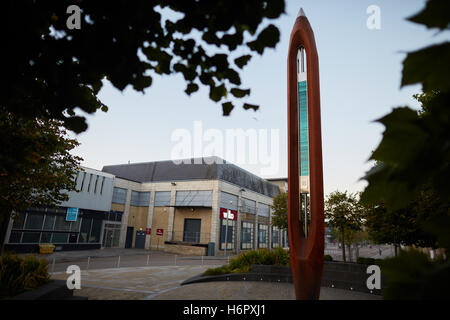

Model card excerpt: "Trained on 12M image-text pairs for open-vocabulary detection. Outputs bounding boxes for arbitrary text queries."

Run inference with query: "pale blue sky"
[70,0,448,195]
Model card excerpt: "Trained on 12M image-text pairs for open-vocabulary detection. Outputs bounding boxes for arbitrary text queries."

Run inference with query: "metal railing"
[168,230,210,244]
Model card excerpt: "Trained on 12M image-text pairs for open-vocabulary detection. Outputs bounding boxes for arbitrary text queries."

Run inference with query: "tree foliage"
[364,186,449,249]
[0,108,82,250]
[3,0,285,133]
[271,191,287,230]
[360,0,450,299]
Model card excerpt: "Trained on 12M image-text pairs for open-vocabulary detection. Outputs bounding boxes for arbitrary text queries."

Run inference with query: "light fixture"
[171,182,176,186]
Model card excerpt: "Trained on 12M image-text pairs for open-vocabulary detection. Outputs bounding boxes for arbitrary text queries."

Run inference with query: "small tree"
[0,109,82,252]
[271,192,287,230]
[325,191,363,262]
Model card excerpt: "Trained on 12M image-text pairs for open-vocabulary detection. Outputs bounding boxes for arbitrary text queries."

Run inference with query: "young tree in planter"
[0,109,82,252]
[271,192,288,230]
[325,191,363,262]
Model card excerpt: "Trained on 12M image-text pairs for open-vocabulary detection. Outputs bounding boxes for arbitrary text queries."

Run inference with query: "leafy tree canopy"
[0,107,82,249]
[361,0,450,211]
[3,0,285,133]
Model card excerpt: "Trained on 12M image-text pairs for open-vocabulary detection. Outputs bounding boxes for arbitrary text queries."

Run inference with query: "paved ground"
[21,249,233,273]
[51,265,381,300]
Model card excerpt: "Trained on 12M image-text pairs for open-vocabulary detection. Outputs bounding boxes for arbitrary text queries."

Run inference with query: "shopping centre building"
[4,157,289,255]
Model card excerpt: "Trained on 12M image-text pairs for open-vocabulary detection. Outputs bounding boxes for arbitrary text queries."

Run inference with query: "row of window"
[219,220,288,251]
[112,188,272,217]
[76,171,107,195]
[10,211,103,244]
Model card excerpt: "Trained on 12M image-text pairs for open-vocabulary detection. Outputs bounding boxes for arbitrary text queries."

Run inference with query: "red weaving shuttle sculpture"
[287,8,325,300]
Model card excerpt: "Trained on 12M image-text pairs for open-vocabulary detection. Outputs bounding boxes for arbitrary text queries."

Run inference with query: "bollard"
[174,255,177,266]
[201,255,204,266]
[117,256,121,268]
[147,254,150,266]
[86,257,90,271]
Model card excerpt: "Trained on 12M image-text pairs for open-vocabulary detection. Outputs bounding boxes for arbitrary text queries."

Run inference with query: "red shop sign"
[219,208,238,221]
[146,228,151,235]
[156,228,164,236]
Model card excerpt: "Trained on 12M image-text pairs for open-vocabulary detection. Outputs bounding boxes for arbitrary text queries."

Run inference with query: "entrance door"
[125,227,134,248]
[135,230,146,249]
[183,219,201,243]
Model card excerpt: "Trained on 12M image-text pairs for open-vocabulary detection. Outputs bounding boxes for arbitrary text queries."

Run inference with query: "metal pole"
[86,257,90,271]
[117,256,120,268]
[201,255,204,266]
[147,254,150,266]
[51,258,55,273]
[224,213,229,256]
[174,255,177,266]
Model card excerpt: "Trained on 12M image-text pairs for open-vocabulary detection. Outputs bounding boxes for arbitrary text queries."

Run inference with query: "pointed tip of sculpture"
[297,8,306,18]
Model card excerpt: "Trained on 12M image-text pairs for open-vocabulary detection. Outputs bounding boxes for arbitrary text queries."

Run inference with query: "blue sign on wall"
[66,207,79,221]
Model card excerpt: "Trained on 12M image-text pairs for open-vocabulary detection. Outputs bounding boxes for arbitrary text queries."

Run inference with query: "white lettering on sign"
[223,210,235,220]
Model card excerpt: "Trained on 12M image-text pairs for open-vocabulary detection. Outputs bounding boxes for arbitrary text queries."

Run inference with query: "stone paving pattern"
[51,265,381,300]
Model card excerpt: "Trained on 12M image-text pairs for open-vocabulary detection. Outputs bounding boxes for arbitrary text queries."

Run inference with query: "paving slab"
[51,265,381,300]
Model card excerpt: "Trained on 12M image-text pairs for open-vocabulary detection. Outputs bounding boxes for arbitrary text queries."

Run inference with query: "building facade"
[4,167,116,253]
[4,158,290,255]
[102,157,288,255]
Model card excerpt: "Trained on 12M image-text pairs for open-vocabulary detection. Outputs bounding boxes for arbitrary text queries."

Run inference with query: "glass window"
[40,232,52,243]
[54,215,71,231]
[241,221,254,250]
[24,213,44,230]
[43,214,56,230]
[79,218,92,243]
[9,231,22,243]
[70,218,81,232]
[220,219,235,250]
[21,232,41,243]
[258,224,268,248]
[272,226,280,248]
[89,219,102,243]
[52,233,69,243]
[12,212,26,229]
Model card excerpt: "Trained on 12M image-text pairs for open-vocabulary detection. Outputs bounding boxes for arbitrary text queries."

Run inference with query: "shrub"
[0,252,50,298]
[324,254,333,262]
[356,257,383,266]
[203,248,290,276]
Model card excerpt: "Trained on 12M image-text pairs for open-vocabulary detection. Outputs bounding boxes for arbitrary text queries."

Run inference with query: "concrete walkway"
[51,265,381,300]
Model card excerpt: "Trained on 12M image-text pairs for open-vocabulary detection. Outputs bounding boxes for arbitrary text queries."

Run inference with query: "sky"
[69,0,449,195]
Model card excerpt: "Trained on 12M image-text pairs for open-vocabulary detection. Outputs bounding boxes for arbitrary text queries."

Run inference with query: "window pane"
[43,214,55,230]
[40,232,52,243]
[9,231,22,243]
[52,233,69,243]
[54,215,71,231]
[21,232,41,243]
[12,213,26,229]
[79,218,92,243]
[24,213,44,230]
[89,219,102,243]
[70,218,81,232]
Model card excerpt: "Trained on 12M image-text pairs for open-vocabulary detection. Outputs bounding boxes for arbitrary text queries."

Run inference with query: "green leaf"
[234,55,252,69]
[243,103,259,111]
[209,84,227,102]
[247,24,280,54]
[407,0,450,30]
[230,88,250,98]
[222,102,234,116]
[401,42,450,92]
[185,83,199,95]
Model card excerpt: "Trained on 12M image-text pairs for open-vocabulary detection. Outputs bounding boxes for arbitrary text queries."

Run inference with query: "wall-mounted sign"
[156,228,164,236]
[146,228,151,235]
[220,208,238,221]
[66,207,79,222]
